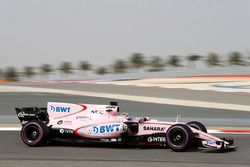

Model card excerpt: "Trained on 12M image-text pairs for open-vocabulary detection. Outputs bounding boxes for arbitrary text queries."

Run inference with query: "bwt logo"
[50,106,71,113]
[206,141,216,145]
[92,124,120,134]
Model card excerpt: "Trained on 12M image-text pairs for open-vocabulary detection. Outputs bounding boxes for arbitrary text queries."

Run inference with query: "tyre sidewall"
[166,124,193,151]
[21,121,48,146]
[187,121,207,133]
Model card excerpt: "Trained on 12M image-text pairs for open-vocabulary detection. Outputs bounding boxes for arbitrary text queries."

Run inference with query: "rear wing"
[15,107,49,124]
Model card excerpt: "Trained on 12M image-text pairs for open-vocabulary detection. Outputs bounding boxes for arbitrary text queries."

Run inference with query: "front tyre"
[187,121,207,133]
[166,124,194,152]
[21,121,49,146]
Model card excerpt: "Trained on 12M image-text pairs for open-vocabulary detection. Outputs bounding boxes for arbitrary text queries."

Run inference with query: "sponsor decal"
[203,140,218,148]
[147,136,166,143]
[76,116,90,120]
[110,138,117,142]
[56,120,72,125]
[50,106,70,113]
[143,126,166,131]
[57,120,63,125]
[91,124,120,134]
[17,112,35,117]
[63,121,72,125]
[205,141,216,145]
[57,120,72,125]
[59,129,74,134]
[100,139,110,142]
[91,110,104,114]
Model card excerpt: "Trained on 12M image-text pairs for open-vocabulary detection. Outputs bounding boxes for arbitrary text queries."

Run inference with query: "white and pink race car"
[16,102,235,152]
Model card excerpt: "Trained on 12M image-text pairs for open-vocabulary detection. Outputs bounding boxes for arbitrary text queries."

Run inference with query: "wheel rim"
[169,128,186,147]
[24,125,40,142]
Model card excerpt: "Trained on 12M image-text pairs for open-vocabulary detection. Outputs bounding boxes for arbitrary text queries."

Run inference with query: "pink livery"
[16,102,235,152]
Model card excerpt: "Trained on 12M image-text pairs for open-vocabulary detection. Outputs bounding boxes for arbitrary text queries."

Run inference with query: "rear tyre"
[187,121,207,133]
[21,121,49,146]
[166,124,194,152]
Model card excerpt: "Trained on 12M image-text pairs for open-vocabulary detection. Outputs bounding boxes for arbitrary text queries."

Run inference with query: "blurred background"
[0,1,250,166]
[0,0,250,81]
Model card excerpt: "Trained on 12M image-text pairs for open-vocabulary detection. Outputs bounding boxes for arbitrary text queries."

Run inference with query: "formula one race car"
[16,102,235,152]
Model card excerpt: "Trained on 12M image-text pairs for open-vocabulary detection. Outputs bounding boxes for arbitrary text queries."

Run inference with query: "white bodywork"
[46,102,233,150]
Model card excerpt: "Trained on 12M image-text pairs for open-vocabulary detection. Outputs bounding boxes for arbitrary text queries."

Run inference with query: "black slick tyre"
[187,121,207,133]
[21,121,49,146]
[166,124,194,152]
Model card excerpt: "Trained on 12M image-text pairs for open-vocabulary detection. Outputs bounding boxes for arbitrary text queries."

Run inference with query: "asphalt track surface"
[0,132,249,167]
